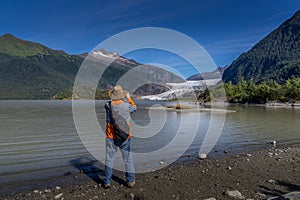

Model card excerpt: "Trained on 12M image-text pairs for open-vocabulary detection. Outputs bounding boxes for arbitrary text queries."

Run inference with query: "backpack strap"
[108,101,114,123]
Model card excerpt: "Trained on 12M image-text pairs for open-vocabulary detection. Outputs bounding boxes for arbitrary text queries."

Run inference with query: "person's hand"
[125,93,130,99]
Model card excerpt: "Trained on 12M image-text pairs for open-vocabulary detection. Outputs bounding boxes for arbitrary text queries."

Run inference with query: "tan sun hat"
[108,85,128,100]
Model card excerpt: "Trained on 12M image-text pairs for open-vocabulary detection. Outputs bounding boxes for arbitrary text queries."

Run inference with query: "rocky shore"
[1,145,300,200]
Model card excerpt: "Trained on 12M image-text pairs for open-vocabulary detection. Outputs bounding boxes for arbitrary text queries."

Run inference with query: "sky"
[1,0,300,78]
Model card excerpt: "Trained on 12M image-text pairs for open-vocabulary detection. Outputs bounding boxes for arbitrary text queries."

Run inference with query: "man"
[103,85,137,189]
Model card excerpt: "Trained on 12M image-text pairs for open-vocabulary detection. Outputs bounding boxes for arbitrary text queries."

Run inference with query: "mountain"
[0,33,52,57]
[187,66,226,81]
[223,10,300,84]
[86,49,184,97]
[0,33,83,99]
[0,34,183,99]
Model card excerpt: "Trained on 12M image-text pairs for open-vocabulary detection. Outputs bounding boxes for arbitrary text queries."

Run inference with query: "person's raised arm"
[126,93,137,112]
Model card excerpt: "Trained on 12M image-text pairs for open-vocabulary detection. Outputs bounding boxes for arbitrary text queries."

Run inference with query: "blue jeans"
[104,138,135,185]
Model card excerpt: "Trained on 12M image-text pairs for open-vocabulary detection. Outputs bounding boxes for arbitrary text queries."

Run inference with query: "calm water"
[0,100,300,187]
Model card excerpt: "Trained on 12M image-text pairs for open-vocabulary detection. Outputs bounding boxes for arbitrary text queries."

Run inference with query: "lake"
[0,100,299,188]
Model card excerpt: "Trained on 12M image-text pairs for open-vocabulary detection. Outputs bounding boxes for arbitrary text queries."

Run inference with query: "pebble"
[270,140,277,145]
[56,186,61,190]
[33,190,39,193]
[267,179,276,184]
[204,198,216,200]
[159,161,164,165]
[245,154,252,157]
[224,190,244,199]
[256,192,267,198]
[227,166,232,170]
[44,189,51,193]
[129,193,134,199]
[54,193,63,199]
[199,153,207,160]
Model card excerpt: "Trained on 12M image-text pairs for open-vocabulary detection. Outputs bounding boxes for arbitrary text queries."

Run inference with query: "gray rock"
[284,191,300,199]
[225,190,244,199]
[270,140,277,145]
[256,192,267,198]
[267,191,300,200]
[267,197,282,200]
[268,191,300,200]
[54,193,63,199]
[267,179,276,184]
[199,153,207,159]
[55,186,61,190]
[129,193,135,199]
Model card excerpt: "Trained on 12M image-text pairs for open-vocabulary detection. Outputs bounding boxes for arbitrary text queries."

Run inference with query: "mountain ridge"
[0,34,183,99]
[0,33,54,57]
[223,10,300,84]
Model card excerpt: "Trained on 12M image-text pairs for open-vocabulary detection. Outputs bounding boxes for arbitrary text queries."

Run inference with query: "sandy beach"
[1,144,300,200]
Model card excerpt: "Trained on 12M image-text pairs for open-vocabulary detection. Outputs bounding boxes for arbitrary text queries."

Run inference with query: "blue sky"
[1,0,300,78]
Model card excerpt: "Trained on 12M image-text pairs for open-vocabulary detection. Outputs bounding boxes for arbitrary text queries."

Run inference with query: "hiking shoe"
[104,184,111,189]
[127,181,135,188]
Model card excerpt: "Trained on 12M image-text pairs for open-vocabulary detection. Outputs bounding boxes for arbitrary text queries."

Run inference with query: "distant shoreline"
[1,98,300,108]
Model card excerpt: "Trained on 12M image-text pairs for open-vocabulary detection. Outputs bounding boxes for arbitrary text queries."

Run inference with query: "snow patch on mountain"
[92,48,119,58]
